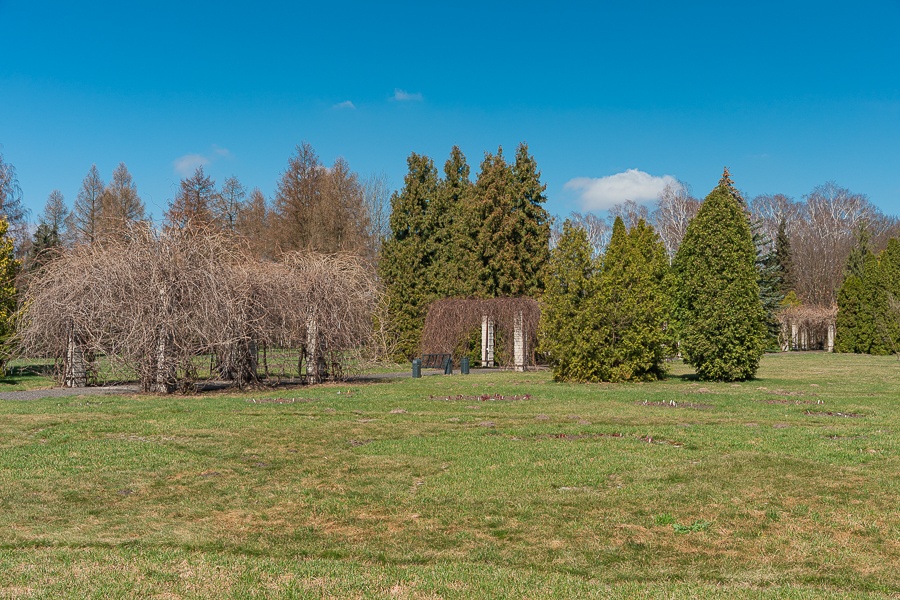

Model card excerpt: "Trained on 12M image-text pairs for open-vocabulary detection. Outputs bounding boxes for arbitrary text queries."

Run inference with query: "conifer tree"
[774,218,795,296]
[0,218,19,371]
[835,227,875,353]
[74,165,105,245]
[433,146,473,297]
[673,169,767,381]
[591,218,670,381]
[165,166,217,229]
[468,144,550,298]
[99,163,145,241]
[378,153,441,358]
[538,220,597,381]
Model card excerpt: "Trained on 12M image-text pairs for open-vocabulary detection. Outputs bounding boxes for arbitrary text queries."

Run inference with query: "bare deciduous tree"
[651,181,700,258]
[99,163,145,242]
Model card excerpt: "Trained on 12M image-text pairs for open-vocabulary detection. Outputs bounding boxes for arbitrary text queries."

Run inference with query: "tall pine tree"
[673,169,767,381]
[378,153,441,358]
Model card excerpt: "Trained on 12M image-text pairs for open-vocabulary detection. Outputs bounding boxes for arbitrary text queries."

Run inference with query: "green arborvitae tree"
[835,226,874,353]
[673,168,767,381]
[378,153,441,358]
[538,220,597,381]
[539,217,670,382]
[871,238,900,354]
[591,217,671,382]
[0,218,19,371]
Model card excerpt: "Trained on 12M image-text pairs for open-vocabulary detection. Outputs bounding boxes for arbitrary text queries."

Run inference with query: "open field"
[0,352,898,598]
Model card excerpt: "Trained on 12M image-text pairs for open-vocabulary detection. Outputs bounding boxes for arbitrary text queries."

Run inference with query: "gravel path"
[0,367,527,401]
[0,385,140,401]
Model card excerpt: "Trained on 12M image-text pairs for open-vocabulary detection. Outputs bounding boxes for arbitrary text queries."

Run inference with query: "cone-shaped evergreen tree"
[835,228,876,353]
[673,169,767,381]
[540,217,670,382]
[538,220,597,381]
[593,217,671,381]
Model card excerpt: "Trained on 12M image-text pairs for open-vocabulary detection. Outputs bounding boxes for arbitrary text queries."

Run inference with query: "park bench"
[422,353,452,373]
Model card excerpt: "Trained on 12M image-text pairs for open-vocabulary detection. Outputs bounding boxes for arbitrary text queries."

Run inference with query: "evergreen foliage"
[380,144,550,359]
[0,218,19,371]
[753,221,783,349]
[468,144,550,298]
[378,153,442,358]
[592,218,670,381]
[539,217,670,382]
[774,218,795,296]
[538,221,596,381]
[836,238,900,355]
[673,169,767,381]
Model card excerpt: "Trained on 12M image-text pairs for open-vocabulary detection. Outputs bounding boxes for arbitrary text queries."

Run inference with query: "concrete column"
[481,315,494,367]
[513,310,526,372]
[64,324,86,388]
[827,321,835,353]
[791,322,799,351]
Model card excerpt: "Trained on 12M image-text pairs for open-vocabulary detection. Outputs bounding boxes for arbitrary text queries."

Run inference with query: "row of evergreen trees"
[540,170,768,382]
[379,144,551,358]
[835,233,900,355]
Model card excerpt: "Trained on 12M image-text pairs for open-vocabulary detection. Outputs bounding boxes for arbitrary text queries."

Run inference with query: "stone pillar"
[64,325,86,388]
[481,315,494,367]
[791,322,799,351]
[827,321,835,353]
[513,310,526,372]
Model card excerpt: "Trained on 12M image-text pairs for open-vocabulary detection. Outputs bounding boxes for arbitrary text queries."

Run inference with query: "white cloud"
[212,144,233,158]
[173,154,210,177]
[565,169,677,211]
[332,100,356,110]
[392,88,423,102]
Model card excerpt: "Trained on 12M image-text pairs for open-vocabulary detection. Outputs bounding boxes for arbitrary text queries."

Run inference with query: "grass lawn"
[0,352,898,598]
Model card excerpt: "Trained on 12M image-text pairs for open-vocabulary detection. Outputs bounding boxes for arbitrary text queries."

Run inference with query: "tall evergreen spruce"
[433,146,472,297]
[469,144,550,298]
[378,153,440,358]
[673,169,767,381]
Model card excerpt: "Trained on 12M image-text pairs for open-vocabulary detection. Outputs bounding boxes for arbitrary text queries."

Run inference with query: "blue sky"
[2,0,899,223]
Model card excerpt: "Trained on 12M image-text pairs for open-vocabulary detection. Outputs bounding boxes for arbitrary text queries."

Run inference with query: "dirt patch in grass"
[804,410,865,418]
[636,400,713,410]
[429,394,532,402]
[760,398,824,405]
[245,397,317,404]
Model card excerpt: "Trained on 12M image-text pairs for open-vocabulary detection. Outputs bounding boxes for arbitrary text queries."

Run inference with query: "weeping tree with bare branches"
[17,223,379,392]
